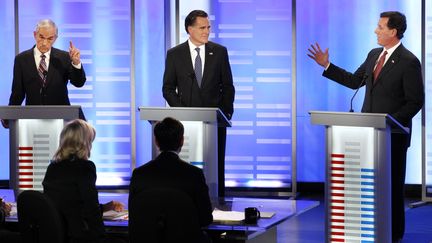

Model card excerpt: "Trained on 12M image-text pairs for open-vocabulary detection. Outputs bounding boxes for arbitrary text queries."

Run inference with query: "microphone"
[188,73,196,107]
[349,74,368,112]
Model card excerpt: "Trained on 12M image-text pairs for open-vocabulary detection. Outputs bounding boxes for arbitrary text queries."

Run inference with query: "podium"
[310,111,408,243]
[138,107,231,198]
[0,105,81,192]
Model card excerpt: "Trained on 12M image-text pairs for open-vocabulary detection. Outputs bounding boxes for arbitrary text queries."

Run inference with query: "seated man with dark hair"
[129,117,213,242]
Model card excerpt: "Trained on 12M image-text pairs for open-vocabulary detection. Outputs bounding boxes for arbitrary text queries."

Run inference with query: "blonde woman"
[43,119,123,243]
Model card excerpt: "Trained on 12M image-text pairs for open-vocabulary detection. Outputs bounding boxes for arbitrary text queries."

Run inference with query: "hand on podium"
[1,119,9,129]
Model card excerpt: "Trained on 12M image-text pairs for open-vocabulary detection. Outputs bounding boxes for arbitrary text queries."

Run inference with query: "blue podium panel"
[17,0,132,186]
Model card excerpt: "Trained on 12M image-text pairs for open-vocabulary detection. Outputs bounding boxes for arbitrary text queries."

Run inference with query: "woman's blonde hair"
[53,119,96,161]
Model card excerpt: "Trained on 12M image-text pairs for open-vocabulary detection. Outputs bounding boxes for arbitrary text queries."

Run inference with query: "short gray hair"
[35,19,58,36]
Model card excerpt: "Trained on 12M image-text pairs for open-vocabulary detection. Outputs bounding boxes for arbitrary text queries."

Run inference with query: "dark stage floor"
[278,194,432,243]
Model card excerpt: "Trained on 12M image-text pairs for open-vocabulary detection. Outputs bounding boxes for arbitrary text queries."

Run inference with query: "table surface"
[98,192,319,231]
[5,191,319,233]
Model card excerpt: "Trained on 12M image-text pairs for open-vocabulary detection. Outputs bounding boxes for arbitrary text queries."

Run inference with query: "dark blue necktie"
[194,47,202,87]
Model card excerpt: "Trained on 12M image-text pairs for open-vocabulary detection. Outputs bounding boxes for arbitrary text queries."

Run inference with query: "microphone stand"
[349,74,368,112]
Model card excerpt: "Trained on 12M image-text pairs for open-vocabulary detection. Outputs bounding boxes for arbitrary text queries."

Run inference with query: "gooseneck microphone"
[349,74,368,112]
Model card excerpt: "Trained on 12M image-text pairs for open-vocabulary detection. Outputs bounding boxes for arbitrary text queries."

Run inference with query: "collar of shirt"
[160,150,179,155]
[379,41,401,66]
[188,39,205,70]
[34,47,51,70]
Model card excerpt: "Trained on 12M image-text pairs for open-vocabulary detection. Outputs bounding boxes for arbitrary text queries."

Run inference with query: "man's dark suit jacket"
[162,41,235,119]
[43,159,105,242]
[8,47,86,107]
[323,44,424,132]
[129,151,213,227]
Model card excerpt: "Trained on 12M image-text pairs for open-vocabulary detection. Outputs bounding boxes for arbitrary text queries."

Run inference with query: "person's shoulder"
[369,47,382,55]
[51,47,69,57]
[397,44,419,61]
[132,160,155,174]
[168,41,188,53]
[177,158,204,174]
[15,48,33,59]
[206,41,227,50]
[77,159,96,169]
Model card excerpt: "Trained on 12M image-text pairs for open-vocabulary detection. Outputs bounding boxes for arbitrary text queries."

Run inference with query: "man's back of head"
[154,117,184,152]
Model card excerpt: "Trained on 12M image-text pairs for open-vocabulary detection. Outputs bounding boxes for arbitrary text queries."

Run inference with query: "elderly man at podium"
[308,11,424,242]
[1,18,86,128]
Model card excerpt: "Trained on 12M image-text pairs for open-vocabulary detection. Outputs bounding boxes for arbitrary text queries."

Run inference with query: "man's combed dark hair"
[154,117,184,151]
[184,10,208,34]
[380,11,406,39]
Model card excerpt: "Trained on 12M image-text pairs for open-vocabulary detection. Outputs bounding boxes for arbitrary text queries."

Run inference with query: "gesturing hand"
[307,42,330,68]
[69,41,81,65]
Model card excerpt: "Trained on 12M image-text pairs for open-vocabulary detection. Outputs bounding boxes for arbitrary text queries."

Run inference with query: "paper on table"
[260,211,275,218]
[102,210,128,221]
[212,208,244,222]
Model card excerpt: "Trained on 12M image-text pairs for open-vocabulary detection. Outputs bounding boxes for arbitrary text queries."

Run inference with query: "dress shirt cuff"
[324,62,331,71]
[72,62,82,69]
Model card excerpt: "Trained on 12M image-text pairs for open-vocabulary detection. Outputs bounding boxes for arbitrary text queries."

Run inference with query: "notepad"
[260,211,275,218]
[102,210,128,221]
[212,209,244,222]
[212,209,276,222]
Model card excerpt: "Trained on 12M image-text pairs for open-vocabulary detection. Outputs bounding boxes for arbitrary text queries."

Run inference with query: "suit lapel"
[28,47,41,84]
[183,41,195,78]
[45,48,59,87]
[202,42,214,88]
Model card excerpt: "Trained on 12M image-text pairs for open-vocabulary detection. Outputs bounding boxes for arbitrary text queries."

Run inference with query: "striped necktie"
[38,54,47,86]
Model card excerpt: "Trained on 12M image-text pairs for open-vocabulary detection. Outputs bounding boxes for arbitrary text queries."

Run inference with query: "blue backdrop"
[0,0,426,186]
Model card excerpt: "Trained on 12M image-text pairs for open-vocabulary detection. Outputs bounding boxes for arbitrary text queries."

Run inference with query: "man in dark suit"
[129,117,213,229]
[1,19,86,128]
[163,10,235,197]
[308,11,424,242]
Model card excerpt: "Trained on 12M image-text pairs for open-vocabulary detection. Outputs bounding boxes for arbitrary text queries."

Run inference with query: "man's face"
[374,17,397,47]
[34,26,57,53]
[188,16,210,46]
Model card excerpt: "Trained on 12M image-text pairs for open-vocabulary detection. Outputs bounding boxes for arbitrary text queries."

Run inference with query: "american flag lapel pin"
[391,60,394,63]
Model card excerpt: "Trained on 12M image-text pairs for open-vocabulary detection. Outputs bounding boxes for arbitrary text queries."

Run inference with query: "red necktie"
[373,51,387,81]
